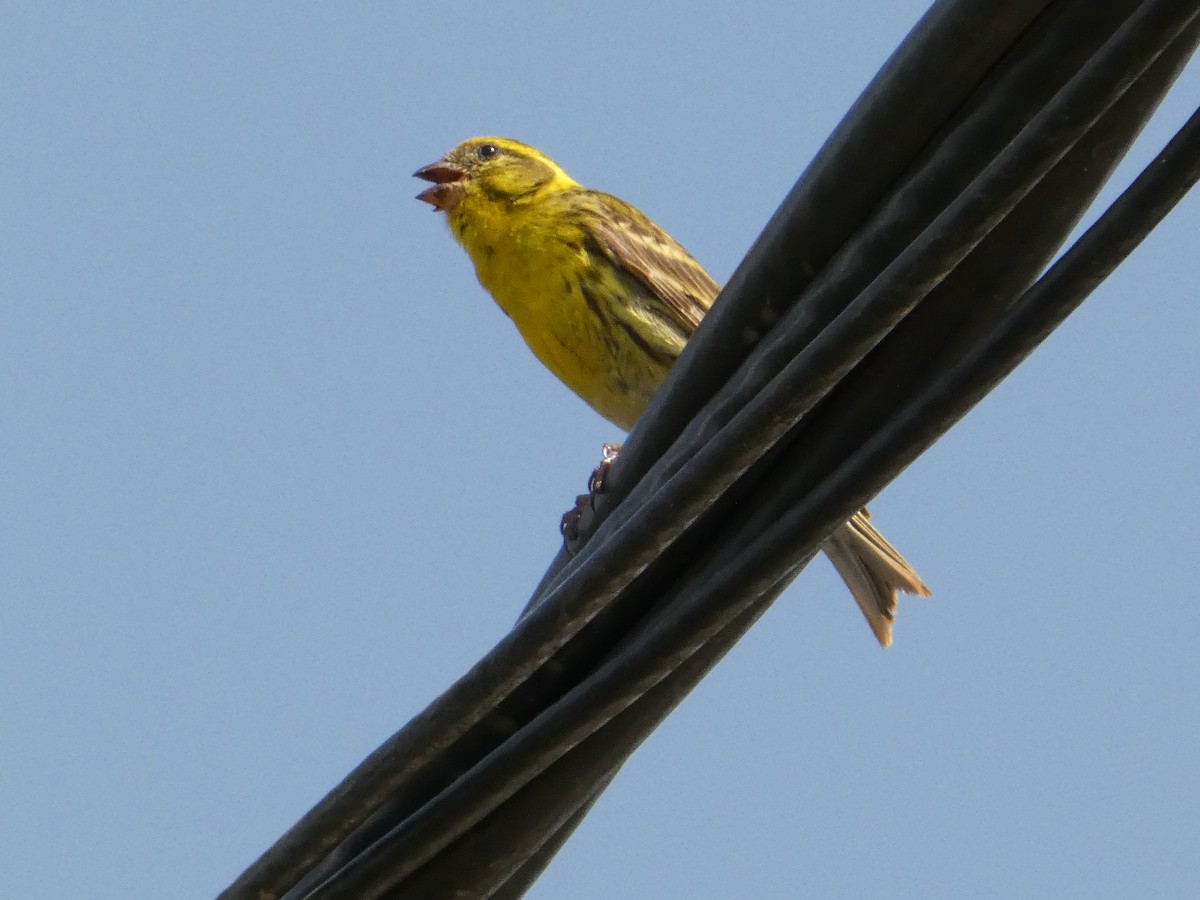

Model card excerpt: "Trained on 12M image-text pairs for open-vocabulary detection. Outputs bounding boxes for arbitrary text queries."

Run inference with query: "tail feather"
[821,509,930,648]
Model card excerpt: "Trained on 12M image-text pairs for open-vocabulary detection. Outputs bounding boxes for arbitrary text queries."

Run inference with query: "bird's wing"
[582,193,720,336]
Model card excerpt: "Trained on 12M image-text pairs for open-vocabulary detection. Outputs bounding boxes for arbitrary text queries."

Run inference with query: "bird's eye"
[477,143,500,160]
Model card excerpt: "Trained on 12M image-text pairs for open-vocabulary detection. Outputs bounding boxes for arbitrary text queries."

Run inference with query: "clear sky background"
[3,3,1198,899]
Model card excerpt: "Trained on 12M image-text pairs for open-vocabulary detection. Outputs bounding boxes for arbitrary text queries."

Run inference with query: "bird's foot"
[560,493,590,544]
[588,443,622,493]
[560,443,623,546]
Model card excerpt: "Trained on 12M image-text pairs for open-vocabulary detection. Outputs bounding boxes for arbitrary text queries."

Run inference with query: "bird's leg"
[560,443,623,545]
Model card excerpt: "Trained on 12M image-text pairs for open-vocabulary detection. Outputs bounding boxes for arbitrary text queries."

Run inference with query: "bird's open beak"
[414,160,466,211]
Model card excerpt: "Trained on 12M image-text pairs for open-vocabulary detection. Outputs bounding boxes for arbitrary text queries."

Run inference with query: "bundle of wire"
[222,2,1200,898]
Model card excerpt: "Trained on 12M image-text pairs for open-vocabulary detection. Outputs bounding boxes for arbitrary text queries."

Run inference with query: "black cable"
[217,3,1199,897]
[292,5,1200,897]
[222,5,1059,891]
[737,16,1200,580]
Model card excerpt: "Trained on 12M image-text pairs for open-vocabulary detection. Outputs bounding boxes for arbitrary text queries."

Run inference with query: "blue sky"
[2,3,1197,898]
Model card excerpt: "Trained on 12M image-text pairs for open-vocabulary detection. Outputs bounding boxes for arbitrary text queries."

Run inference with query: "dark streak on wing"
[583,282,686,367]
[615,314,679,367]
[578,191,720,338]
[577,277,607,322]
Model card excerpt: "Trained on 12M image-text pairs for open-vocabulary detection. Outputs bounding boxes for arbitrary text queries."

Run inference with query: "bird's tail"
[821,509,931,648]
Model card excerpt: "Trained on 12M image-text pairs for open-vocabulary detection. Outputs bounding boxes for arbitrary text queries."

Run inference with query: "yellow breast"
[447,195,671,430]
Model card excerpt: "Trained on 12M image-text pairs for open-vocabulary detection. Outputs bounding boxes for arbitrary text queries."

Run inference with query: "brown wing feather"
[581,192,720,337]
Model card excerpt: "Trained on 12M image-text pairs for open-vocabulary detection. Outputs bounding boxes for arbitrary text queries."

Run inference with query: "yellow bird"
[415,137,929,646]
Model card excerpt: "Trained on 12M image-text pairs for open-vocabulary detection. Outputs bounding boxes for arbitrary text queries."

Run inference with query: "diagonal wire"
[218,2,1199,898]
[289,4,1200,897]
[220,4,1059,893]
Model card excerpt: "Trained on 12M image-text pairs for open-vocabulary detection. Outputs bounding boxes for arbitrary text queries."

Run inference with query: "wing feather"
[580,192,720,337]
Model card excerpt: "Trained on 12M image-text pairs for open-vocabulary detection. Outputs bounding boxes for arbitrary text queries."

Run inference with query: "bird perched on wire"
[415,136,929,646]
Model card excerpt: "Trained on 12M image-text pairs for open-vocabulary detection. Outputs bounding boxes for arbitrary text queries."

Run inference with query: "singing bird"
[415,137,929,646]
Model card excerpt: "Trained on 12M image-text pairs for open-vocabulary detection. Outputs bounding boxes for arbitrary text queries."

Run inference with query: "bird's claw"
[587,443,623,494]
[562,443,624,549]
[560,493,591,545]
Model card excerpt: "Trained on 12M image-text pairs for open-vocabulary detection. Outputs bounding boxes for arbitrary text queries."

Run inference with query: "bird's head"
[414,137,576,212]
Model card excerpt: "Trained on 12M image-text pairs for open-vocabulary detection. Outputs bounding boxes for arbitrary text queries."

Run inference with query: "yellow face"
[413,137,572,212]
